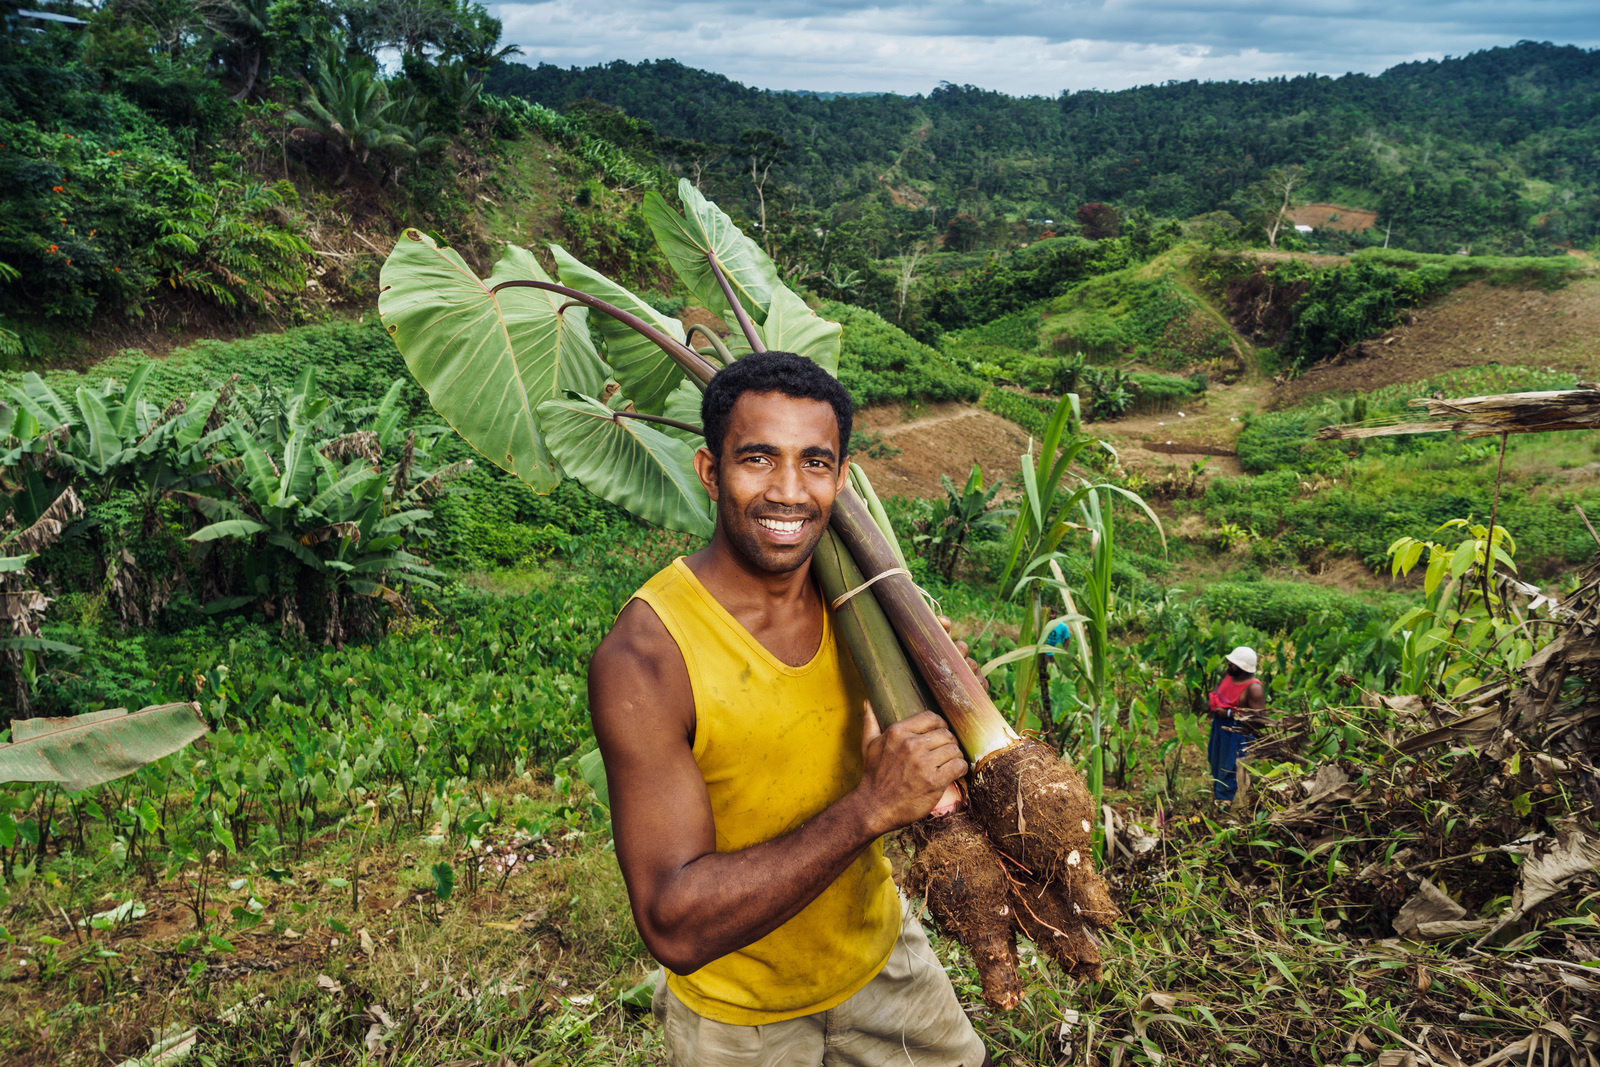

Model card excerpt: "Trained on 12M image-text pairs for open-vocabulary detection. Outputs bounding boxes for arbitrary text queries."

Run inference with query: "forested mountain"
[489,42,1600,256]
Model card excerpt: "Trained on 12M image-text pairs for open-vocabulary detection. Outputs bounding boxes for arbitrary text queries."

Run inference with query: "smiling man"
[588,351,992,1065]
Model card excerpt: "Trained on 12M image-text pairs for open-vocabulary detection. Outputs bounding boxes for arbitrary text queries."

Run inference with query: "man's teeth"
[758,518,804,533]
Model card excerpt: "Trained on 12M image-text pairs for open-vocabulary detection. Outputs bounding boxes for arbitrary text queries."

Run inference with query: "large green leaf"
[550,245,688,415]
[643,179,781,326]
[378,231,607,491]
[537,395,713,538]
[723,286,842,373]
[189,519,270,543]
[0,703,208,790]
[658,380,706,448]
[273,429,316,508]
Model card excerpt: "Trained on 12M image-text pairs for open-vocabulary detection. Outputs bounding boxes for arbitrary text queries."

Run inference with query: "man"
[588,351,992,1066]
[1207,645,1267,802]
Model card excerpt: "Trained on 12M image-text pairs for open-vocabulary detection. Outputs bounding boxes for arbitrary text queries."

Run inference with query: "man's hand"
[857,706,968,838]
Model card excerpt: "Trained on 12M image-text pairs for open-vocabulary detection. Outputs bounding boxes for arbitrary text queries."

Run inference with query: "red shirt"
[1209,674,1254,716]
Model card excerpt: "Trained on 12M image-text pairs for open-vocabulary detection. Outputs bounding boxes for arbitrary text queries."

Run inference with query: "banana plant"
[912,464,1011,582]
[182,370,452,643]
[0,703,208,789]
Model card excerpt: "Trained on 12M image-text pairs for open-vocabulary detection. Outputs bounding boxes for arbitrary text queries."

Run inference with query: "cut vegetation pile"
[1074,556,1600,1065]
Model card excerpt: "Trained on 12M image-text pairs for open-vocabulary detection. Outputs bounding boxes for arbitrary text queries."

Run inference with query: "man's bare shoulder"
[589,599,693,736]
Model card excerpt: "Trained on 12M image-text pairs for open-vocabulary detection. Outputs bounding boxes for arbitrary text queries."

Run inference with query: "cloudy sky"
[487,0,1599,96]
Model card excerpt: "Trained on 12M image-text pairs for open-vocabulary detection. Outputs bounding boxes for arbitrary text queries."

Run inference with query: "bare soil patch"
[853,402,1031,498]
[1288,203,1378,233]
[1274,276,1600,407]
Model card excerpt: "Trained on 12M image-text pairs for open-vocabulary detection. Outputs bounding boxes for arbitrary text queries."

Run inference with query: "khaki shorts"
[651,897,988,1066]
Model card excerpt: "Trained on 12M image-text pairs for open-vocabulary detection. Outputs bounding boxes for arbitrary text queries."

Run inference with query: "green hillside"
[490,43,1600,257]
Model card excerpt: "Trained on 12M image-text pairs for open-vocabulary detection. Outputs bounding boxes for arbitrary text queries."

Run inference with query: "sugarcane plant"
[378,179,1120,1006]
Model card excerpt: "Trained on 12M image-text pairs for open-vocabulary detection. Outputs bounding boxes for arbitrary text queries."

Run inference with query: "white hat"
[1225,646,1258,674]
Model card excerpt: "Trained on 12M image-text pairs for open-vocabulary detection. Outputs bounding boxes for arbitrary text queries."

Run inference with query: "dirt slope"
[852,402,1032,498]
[1274,276,1600,406]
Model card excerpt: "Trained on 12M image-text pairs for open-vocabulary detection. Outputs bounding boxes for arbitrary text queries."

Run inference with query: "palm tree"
[287,55,411,185]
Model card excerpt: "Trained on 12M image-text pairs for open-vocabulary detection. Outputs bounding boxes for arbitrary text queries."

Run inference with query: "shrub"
[1199,580,1379,633]
[824,300,982,408]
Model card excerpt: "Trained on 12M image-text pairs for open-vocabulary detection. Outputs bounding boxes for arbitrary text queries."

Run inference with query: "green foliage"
[1237,365,1581,475]
[824,300,981,408]
[979,388,1056,437]
[1198,580,1381,634]
[483,95,664,190]
[490,43,1600,255]
[1285,259,1452,366]
[926,238,1134,333]
[909,465,1009,582]
[1043,265,1235,369]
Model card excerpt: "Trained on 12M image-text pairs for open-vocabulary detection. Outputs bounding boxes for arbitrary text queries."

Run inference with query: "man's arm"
[589,599,966,975]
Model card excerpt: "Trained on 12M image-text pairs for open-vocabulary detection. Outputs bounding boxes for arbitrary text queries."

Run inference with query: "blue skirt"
[1207,717,1251,801]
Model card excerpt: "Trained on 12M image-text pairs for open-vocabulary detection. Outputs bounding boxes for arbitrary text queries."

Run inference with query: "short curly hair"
[700,351,853,463]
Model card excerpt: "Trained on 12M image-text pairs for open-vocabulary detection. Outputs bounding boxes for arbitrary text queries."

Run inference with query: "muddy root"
[1008,874,1109,982]
[905,810,1023,1011]
[968,740,1119,934]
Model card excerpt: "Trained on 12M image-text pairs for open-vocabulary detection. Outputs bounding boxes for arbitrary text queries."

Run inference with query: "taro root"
[828,491,1117,1002]
[969,740,1117,935]
[905,812,1023,1010]
[1006,873,1114,981]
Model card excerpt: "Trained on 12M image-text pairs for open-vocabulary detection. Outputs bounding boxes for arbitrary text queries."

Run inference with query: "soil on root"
[967,741,1119,931]
[1008,874,1106,981]
[905,811,1022,1010]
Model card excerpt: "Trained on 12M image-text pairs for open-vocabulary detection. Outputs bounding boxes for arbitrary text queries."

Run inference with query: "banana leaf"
[0,703,208,791]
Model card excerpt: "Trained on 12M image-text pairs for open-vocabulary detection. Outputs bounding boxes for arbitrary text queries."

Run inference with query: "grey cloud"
[487,0,1599,94]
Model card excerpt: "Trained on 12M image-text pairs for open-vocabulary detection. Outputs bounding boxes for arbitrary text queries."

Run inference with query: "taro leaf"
[0,702,208,790]
[643,179,780,326]
[536,395,713,538]
[550,245,687,415]
[723,286,841,374]
[378,231,607,491]
[658,380,706,448]
[577,747,610,808]
[431,861,454,902]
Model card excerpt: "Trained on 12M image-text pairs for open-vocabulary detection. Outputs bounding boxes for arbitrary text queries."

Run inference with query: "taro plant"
[379,178,1124,1005]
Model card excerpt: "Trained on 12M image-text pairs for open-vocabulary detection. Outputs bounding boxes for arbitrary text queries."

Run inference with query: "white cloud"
[487,0,1599,95]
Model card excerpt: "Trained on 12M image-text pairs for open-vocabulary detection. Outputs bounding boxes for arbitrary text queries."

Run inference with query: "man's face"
[695,391,848,575]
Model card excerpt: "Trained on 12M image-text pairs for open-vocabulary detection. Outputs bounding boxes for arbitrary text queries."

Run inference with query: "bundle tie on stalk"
[829,567,912,610]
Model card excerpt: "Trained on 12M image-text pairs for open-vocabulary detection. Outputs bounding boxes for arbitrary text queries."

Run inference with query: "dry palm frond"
[1,486,84,556]
[320,431,382,464]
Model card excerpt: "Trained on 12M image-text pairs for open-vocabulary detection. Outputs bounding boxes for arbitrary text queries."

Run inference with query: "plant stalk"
[829,488,1018,760]
[706,251,766,354]
[812,529,932,731]
[488,279,719,384]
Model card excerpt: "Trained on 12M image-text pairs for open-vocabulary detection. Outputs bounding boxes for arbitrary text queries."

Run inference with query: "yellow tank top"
[630,557,900,1025]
